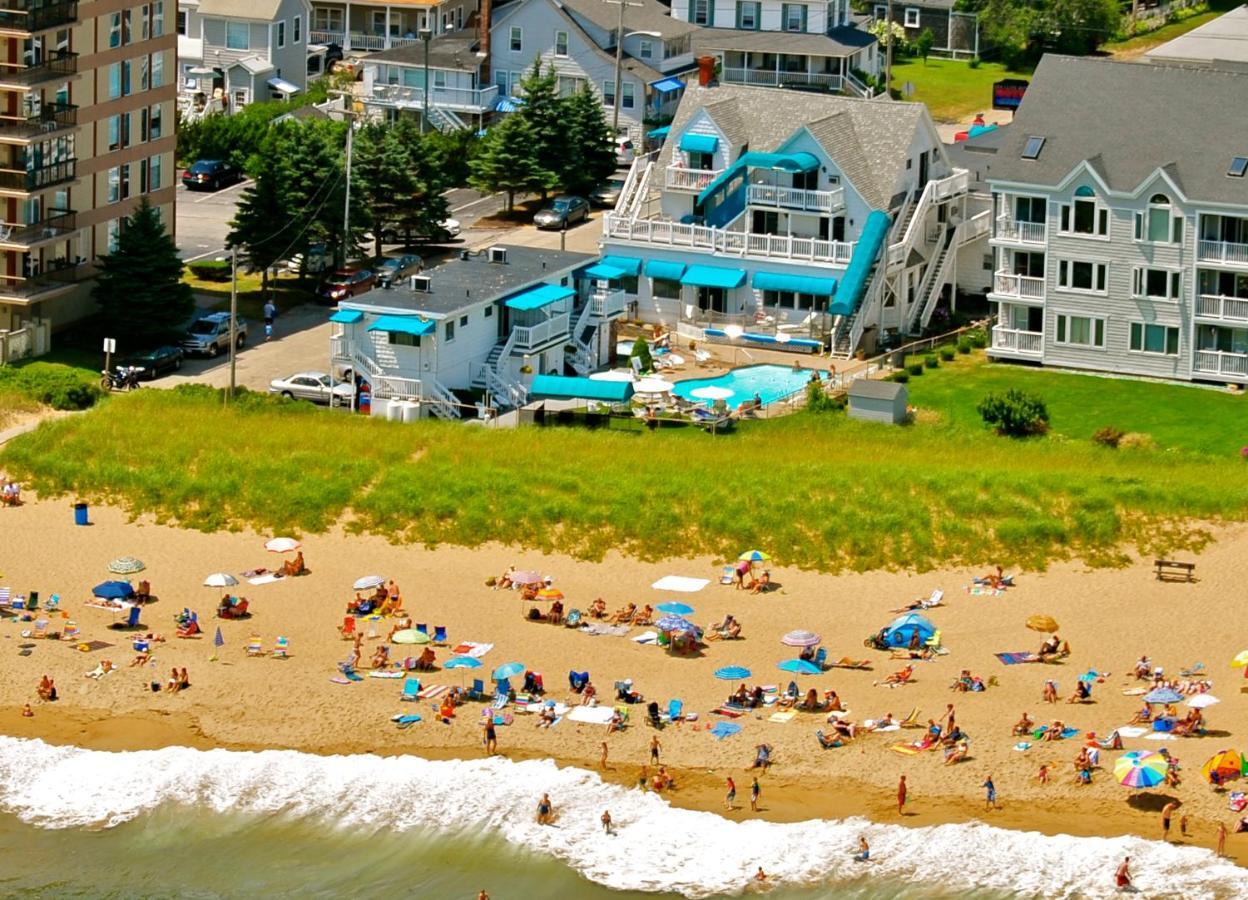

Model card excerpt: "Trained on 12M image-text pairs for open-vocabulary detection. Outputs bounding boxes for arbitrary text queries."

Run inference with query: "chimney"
[697,56,716,87]
[478,0,492,86]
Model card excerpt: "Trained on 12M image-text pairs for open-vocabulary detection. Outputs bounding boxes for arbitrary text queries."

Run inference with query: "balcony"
[0,0,77,33]
[367,82,500,113]
[991,270,1045,301]
[665,165,721,193]
[511,312,570,350]
[994,215,1047,245]
[1193,349,1248,379]
[990,325,1043,356]
[1197,239,1248,267]
[747,183,844,214]
[0,209,75,247]
[0,259,81,300]
[313,30,431,53]
[604,212,853,266]
[721,67,843,92]
[0,50,76,88]
[0,159,76,192]
[589,288,626,319]
[1195,293,1248,323]
[0,102,76,140]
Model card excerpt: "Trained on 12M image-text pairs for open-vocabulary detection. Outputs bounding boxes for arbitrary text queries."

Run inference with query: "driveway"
[176,179,250,261]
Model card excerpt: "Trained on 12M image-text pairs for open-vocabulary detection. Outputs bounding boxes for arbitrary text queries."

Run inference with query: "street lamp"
[419,28,433,134]
[612,20,661,135]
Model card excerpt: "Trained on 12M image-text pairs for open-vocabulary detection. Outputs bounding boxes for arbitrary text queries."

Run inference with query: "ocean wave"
[0,736,1239,898]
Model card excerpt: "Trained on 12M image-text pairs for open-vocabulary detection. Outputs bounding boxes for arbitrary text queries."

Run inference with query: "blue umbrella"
[656,614,696,632]
[1078,670,1099,683]
[445,656,482,670]
[92,581,134,600]
[715,665,752,680]
[493,661,525,680]
[656,602,695,616]
[213,627,224,648]
[777,658,821,675]
[1144,687,1184,704]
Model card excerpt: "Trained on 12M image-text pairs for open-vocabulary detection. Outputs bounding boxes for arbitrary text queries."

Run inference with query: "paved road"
[175,180,250,261]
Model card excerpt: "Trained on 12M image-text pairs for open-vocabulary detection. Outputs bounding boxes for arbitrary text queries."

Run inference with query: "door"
[832,216,845,242]
[698,287,726,313]
[918,150,929,189]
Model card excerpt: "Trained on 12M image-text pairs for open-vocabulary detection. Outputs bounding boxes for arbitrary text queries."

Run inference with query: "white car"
[614,136,636,165]
[269,371,355,404]
[439,217,461,238]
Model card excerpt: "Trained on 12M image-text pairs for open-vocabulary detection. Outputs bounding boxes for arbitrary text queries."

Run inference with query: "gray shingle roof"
[1145,5,1248,65]
[694,25,875,56]
[364,30,483,71]
[558,0,700,40]
[988,55,1248,205]
[849,379,906,400]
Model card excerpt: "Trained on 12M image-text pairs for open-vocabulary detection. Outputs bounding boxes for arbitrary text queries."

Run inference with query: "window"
[108,12,122,47]
[459,315,468,327]
[276,21,285,48]
[1129,322,1179,355]
[176,8,186,34]
[781,3,807,31]
[153,0,164,36]
[691,0,712,26]
[602,79,615,106]
[509,26,522,51]
[226,21,250,50]
[107,164,132,203]
[554,30,568,56]
[1132,268,1182,301]
[557,75,585,97]
[140,5,149,39]
[149,153,161,190]
[874,4,886,18]
[763,290,818,310]
[444,320,455,342]
[1055,314,1106,348]
[108,114,122,151]
[1057,259,1108,293]
[1229,157,1247,178]
[149,103,162,138]
[313,8,342,30]
[1022,136,1045,160]
[140,55,149,91]
[1059,195,1109,237]
[736,1,760,28]
[1133,194,1183,244]
[621,81,634,109]
[139,158,149,194]
[107,218,121,253]
[293,15,300,42]
[152,52,163,88]
[903,6,919,27]
[638,38,653,58]
[652,277,681,300]
[484,305,494,318]
[389,332,420,347]
[107,61,131,99]
[122,8,132,42]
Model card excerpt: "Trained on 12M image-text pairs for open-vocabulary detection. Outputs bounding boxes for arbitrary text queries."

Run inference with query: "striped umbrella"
[535,588,564,602]
[655,614,696,633]
[738,550,771,563]
[1201,750,1245,785]
[107,556,146,575]
[715,666,751,680]
[780,630,821,648]
[1114,751,1168,789]
[1144,687,1184,704]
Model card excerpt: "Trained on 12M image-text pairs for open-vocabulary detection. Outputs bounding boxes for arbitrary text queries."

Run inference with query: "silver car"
[268,371,355,404]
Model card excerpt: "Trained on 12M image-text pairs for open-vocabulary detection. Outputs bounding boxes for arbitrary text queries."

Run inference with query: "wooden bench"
[1154,559,1196,582]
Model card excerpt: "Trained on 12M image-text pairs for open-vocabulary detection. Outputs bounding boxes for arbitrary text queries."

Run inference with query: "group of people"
[1,479,21,506]
[346,580,402,617]
[705,614,742,641]
[731,560,771,593]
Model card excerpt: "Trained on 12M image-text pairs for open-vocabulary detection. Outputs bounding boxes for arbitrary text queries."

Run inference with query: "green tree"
[629,336,653,374]
[280,119,366,268]
[973,0,1117,65]
[93,198,194,347]
[227,130,295,291]
[469,114,555,211]
[916,27,935,64]
[353,120,449,255]
[559,87,618,195]
[977,389,1049,437]
[516,61,564,198]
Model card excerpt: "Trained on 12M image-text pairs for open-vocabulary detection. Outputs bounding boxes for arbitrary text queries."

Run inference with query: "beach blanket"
[1144,732,1177,741]
[452,642,494,658]
[392,714,421,728]
[247,573,284,586]
[368,670,404,679]
[581,623,630,637]
[713,706,745,718]
[1229,792,1246,813]
[1116,726,1148,738]
[1033,726,1080,740]
[330,676,353,684]
[651,576,710,593]
[890,742,929,755]
[631,631,659,644]
[768,710,797,724]
[567,706,616,725]
[1121,688,1147,696]
[710,722,742,740]
[419,685,449,699]
[79,640,113,652]
[967,585,1003,597]
[995,652,1039,665]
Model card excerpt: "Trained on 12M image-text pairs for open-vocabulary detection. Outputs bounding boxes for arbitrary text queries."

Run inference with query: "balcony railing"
[604,213,853,266]
[0,208,74,246]
[721,66,843,92]
[0,159,75,191]
[590,288,626,318]
[368,82,500,112]
[1194,349,1248,378]
[991,325,1043,355]
[0,50,76,86]
[1197,239,1248,267]
[0,102,76,139]
[665,165,721,193]
[992,270,1045,300]
[747,183,844,214]
[512,312,570,350]
[0,259,81,298]
[995,215,1047,245]
[0,0,77,32]
[1195,293,1248,323]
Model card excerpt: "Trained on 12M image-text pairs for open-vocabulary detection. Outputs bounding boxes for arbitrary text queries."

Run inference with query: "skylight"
[1230,157,1248,178]
[1022,136,1046,160]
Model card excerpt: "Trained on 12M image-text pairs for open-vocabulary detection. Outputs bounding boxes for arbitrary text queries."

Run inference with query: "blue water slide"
[829,210,890,317]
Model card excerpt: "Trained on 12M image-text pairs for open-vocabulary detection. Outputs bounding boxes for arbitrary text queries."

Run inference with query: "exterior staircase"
[471,332,528,408]
[427,106,466,132]
[908,228,957,333]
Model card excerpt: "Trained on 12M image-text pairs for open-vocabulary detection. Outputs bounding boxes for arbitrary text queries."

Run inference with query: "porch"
[1194,324,1248,380]
[717,51,870,96]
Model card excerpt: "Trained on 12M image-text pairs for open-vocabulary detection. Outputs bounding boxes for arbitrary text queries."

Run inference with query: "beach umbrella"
[690,386,733,401]
[588,370,635,382]
[535,588,564,602]
[738,550,771,563]
[656,601,695,615]
[780,630,821,648]
[265,537,300,553]
[1144,687,1184,705]
[634,378,674,395]
[202,573,238,589]
[1114,751,1169,789]
[1078,670,1100,683]
[1187,694,1220,709]
[444,656,482,670]
[392,629,430,645]
[92,580,135,599]
[1232,650,1248,668]
[107,557,145,575]
[1026,614,1059,633]
[655,614,696,633]
[493,661,525,680]
[511,570,543,586]
[1201,750,1245,784]
[715,665,751,680]
[352,575,385,591]
[777,658,821,675]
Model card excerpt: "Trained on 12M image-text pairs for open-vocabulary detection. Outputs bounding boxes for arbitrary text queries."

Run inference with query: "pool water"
[672,364,824,407]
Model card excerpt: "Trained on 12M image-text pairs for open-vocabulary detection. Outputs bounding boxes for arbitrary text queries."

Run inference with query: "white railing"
[888,180,935,267]
[843,69,872,98]
[961,209,992,244]
[590,288,627,318]
[1196,294,1248,322]
[478,363,527,408]
[932,170,970,202]
[909,238,954,332]
[310,29,344,45]
[426,378,461,419]
[747,183,844,213]
[372,373,423,401]
[368,83,500,112]
[0,325,35,364]
[665,165,722,192]
[512,312,570,350]
[1193,349,1248,377]
[995,216,1047,244]
[992,270,1045,300]
[605,213,853,265]
[991,326,1043,355]
[1198,240,1248,266]
[721,67,844,92]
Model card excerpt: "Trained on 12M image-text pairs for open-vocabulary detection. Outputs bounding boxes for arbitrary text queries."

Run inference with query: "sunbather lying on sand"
[1128,702,1153,725]
[883,666,914,685]
[632,604,653,626]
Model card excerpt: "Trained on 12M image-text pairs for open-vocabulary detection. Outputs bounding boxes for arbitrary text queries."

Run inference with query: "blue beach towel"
[710,722,742,740]
[392,714,422,729]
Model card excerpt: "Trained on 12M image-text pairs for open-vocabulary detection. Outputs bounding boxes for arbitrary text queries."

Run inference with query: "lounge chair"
[812,647,828,670]
[0,588,9,608]
[646,701,662,727]
[432,625,447,644]
[925,629,943,651]
[467,678,487,701]
[492,689,510,709]
[110,606,143,630]
[719,566,735,585]
[246,635,264,657]
[272,636,290,659]
[668,698,683,721]
[400,677,421,701]
[564,609,583,628]
[176,619,201,638]
[899,707,922,728]
[45,594,60,612]
[613,705,630,727]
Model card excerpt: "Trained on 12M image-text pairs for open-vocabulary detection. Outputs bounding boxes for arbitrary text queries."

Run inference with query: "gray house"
[847,379,908,423]
[872,0,980,59]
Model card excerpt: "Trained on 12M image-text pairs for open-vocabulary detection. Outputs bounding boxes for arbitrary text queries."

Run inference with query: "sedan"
[317,268,375,302]
[534,196,590,230]
[376,253,422,287]
[269,371,355,404]
[182,159,241,192]
[589,178,626,207]
[123,345,184,379]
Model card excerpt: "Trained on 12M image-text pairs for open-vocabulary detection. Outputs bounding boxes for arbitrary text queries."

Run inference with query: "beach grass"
[4,373,1247,571]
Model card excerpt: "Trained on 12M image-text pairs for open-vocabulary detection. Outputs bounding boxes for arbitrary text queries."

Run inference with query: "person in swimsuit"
[897,774,907,814]
[483,719,497,755]
[982,775,998,810]
[1161,801,1179,840]
[1115,857,1132,891]
[750,777,760,812]
[853,836,870,861]
[536,793,553,825]
[725,776,736,810]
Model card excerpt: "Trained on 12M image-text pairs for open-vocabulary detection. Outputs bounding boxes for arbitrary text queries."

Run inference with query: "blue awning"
[696,150,821,206]
[584,263,627,280]
[752,272,837,297]
[531,374,634,403]
[647,125,671,139]
[504,283,575,311]
[681,265,746,289]
[494,95,524,113]
[645,259,686,280]
[650,76,684,93]
[679,132,718,154]
[830,209,890,317]
[600,255,642,276]
[329,309,363,324]
[367,315,435,336]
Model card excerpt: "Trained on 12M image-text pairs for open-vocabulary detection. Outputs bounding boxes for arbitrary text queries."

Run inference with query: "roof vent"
[489,246,508,264]
[1021,136,1045,160]
[1230,156,1248,178]
[411,274,431,293]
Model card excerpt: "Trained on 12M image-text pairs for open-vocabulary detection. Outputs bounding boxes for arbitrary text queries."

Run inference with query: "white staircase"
[908,229,957,333]
[472,331,528,408]
[426,106,466,132]
[425,378,461,419]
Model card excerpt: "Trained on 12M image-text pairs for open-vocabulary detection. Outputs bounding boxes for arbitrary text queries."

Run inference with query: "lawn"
[4,377,1247,573]
[1105,0,1238,57]
[888,58,1033,124]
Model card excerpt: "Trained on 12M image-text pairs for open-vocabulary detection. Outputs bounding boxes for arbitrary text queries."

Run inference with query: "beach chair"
[272,636,290,659]
[720,566,735,585]
[925,630,942,651]
[492,688,509,709]
[646,701,662,727]
[613,705,630,727]
[246,635,264,657]
[339,617,356,639]
[416,623,428,636]
[0,588,9,608]
[400,677,421,701]
[432,625,447,644]
[45,594,60,612]
[26,591,39,610]
[32,619,48,639]
[812,647,828,671]
[899,707,922,728]
[568,670,589,692]
[668,698,683,722]
[563,609,582,628]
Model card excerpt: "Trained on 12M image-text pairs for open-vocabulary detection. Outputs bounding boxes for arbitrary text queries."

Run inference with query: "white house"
[357,29,498,130]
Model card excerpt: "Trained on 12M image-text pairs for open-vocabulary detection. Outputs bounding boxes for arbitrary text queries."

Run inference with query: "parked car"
[376,254,422,287]
[182,312,247,357]
[269,371,355,404]
[286,243,329,275]
[614,136,636,165]
[589,177,627,207]
[182,159,241,192]
[377,218,461,243]
[534,196,590,230]
[123,345,184,378]
[317,268,375,302]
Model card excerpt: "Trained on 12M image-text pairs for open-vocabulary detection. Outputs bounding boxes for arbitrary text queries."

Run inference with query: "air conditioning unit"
[411,274,432,292]
[488,246,508,264]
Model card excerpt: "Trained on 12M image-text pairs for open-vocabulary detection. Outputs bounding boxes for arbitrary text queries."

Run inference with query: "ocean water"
[0,736,1241,899]
[671,365,821,408]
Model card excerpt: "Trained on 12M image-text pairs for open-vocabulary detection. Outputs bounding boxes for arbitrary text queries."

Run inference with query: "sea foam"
[0,736,1241,898]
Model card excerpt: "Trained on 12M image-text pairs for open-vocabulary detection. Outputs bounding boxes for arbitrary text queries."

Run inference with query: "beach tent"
[880,613,936,648]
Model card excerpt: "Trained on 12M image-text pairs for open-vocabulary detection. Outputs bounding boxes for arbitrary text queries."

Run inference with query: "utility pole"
[328,89,357,267]
[228,247,238,402]
[420,29,432,134]
[884,0,894,100]
[605,0,643,135]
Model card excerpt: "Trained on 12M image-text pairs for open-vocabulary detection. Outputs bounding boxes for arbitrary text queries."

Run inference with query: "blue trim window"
[736,1,760,29]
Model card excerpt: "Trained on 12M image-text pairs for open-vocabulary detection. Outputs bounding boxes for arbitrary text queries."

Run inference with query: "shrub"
[890,370,910,383]
[924,355,939,369]
[1092,426,1125,449]
[968,56,982,69]
[977,389,1049,437]
[938,346,956,362]
[805,380,843,413]
[906,362,925,376]
[629,337,653,374]
[964,329,988,349]
[956,339,972,355]
[0,363,102,411]
[188,259,232,282]
[1119,432,1156,451]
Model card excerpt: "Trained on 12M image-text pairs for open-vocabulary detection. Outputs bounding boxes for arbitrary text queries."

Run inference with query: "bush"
[1092,426,1125,449]
[956,339,972,355]
[1119,432,1156,451]
[0,363,102,410]
[906,362,925,376]
[968,56,981,69]
[890,370,910,383]
[977,389,1049,437]
[629,337,653,374]
[938,346,956,362]
[187,259,232,282]
[924,355,939,369]
[964,329,988,349]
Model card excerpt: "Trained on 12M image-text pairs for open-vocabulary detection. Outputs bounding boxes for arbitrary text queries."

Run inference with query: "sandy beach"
[0,494,1244,866]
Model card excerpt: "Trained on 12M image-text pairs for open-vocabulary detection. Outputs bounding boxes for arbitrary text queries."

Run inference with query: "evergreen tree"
[469,114,554,211]
[279,119,366,268]
[354,119,450,255]
[516,61,564,199]
[226,129,295,290]
[560,87,618,195]
[93,198,194,347]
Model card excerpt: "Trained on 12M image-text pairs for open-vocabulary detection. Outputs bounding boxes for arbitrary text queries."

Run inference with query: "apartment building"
[0,0,176,334]
[985,56,1248,385]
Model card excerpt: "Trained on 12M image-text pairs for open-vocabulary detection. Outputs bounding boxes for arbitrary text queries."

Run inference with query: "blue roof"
[503,283,575,311]
[644,259,686,281]
[584,263,626,280]
[830,210,890,317]
[530,374,634,402]
[650,76,684,93]
[600,255,642,276]
[329,309,363,324]
[647,125,671,139]
[366,315,435,336]
[681,265,746,289]
[752,272,837,297]
[679,132,718,154]
[696,151,821,206]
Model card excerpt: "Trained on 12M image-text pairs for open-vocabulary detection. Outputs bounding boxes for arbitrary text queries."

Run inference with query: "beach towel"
[710,722,742,740]
[452,642,494,658]
[890,743,925,755]
[1033,726,1080,740]
[768,710,797,724]
[247,573,284,586]
[79,640,113,652]
[344,671,363,682]
[368,671,404,679]
[995,652,1038,665]
[713,706,745,718]
[1013,742,1031,751]
[419,685,449,699]
[632,631,659,644]
[1229,793,1246,813]
[651,576,710,593]
[329,676,353,684]
[567,706,616,725]
[1121,688,1147,696]
[1116,726,1148,738]
[581,623,631,637]
[1144,732,1177,741]
[967,586,1003,597]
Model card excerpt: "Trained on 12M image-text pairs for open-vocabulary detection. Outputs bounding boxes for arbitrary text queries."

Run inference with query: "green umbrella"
[392,629,430,645]
[108,556,146,575]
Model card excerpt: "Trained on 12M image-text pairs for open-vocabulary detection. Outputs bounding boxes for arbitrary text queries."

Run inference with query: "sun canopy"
[752,271,837,297]
[880,613,936,648]
[503,283,574,311]
[367,315,435,336]
[647,125,671,139]
[681,264,746,289]
[644,259,686,280]
[329,309,363,324]
[600,255,642,276]
[679,132,718,154]
[830,210,890,316]
[584,263,626,280]
[530,374,634,403]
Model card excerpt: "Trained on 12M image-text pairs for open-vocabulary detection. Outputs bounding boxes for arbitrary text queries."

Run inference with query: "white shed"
[847,379,908,424]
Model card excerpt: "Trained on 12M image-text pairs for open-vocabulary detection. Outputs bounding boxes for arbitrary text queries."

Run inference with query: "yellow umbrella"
[1026,615,1059,634]
[535,588,564,602]
[1231,650,1248,668]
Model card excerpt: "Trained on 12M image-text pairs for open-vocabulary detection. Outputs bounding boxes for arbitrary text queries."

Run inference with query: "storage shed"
[847,379,908,424]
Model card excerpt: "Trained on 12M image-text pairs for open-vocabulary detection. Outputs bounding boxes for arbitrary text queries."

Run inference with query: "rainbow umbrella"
[535,588,564,602]
[738,550,771,563]
[1201,750,1246,785]
[1114,751,1168,789]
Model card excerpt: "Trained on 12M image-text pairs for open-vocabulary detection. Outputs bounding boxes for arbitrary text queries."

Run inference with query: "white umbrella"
[690,386,733,400]
[588,370,636,382]
[634,378,673,395]
[353,574,386,591]
[265,537,301,553]
[203,573,239,588]
[723,324,745,339]
[1187,694,1220,709]
[774,332,792,344]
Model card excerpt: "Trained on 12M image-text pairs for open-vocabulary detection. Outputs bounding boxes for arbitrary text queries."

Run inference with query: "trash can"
[358,392,371,415]
[73,502,90,526]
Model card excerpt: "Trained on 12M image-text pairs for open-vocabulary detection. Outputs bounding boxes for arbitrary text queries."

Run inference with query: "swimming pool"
[672,364,824,407]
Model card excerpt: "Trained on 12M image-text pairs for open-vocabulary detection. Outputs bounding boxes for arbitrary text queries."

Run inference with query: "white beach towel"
[567,706,616,725]
[454,642,494,659]
[632,631,658,644]
[1116,726,1148,738]
[1144,732,1177,741]
[368,671,404,679]
[247,573,285,586]
[651,576,710,593]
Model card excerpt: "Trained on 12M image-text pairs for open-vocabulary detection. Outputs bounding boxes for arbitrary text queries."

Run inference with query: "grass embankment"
[4,371,1247,571]
[888,59,1033,123]
[0,354,104,425]
[181,269,315,320]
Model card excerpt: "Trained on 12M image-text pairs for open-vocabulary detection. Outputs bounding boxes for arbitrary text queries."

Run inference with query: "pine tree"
[93,198,194,347]
[227,129,295,290]
[278,119,366,268]
[560,87,618,195]
[354,120,450,255]
[516,61,564,199]
[469,114,554,211]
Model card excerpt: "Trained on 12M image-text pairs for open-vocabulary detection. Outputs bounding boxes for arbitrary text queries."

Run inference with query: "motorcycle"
[100,366,143,391]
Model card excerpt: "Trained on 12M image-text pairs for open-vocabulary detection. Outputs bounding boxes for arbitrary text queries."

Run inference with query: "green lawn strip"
[888,58,1033,123]
[1106,0,1239,57]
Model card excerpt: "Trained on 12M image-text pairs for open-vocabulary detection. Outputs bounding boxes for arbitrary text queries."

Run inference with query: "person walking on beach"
[600,741,609,770]
[483,718,497,755]
[1161,801,1179,841]
[897,774,907,815]
[982,774,998,811]
[725,776,737,810]
[536,793,553,825]
[649,735,661,764]
[1115,857,1132,891]
[750,777,761,812]
[1217,820,1228,857]
[601,810,613,834]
